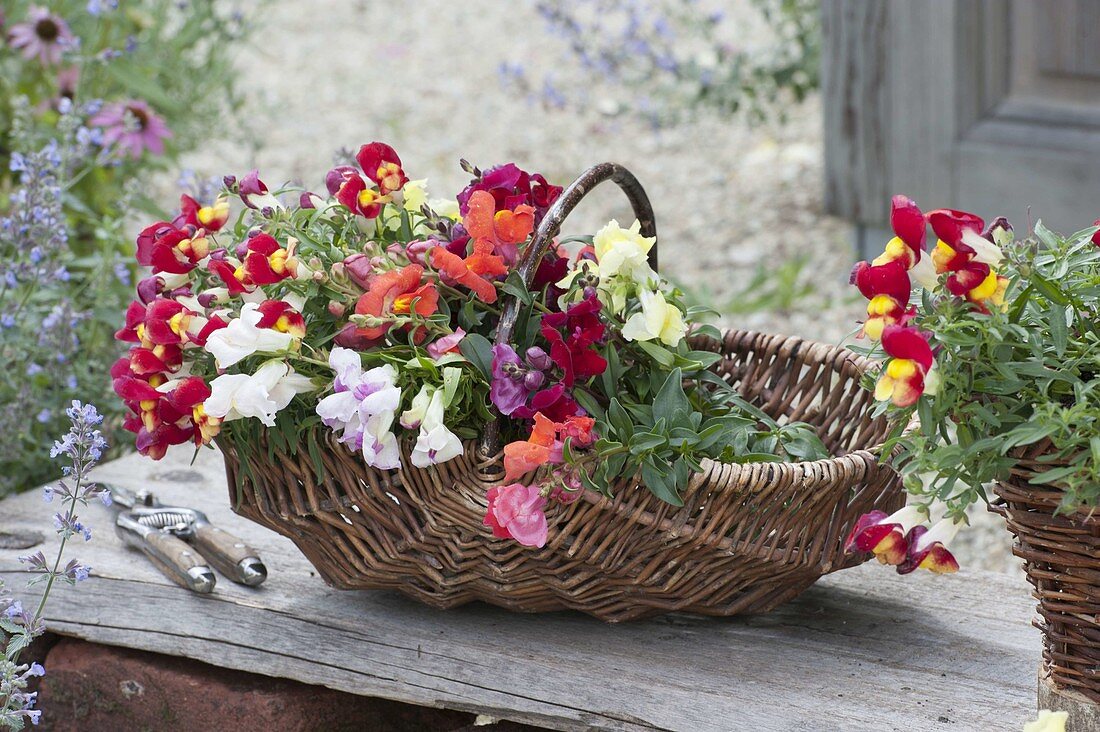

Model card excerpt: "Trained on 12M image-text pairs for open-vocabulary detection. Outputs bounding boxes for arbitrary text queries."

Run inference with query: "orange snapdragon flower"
[354,264,439,343]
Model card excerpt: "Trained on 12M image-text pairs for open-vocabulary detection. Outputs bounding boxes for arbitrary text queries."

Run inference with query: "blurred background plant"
[498,0,819,126]
[0,1,255,496]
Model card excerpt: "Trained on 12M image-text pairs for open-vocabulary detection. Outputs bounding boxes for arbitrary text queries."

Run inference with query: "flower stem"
[32,451,83,623]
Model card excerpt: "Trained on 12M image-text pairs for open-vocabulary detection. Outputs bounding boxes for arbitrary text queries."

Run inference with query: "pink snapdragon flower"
[90,100,172,159]
[8,7,75,65]
[484,483,548,548]
[426,328,465,360]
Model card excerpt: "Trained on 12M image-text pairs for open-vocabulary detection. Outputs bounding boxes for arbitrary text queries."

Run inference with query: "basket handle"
[478,162,658,457]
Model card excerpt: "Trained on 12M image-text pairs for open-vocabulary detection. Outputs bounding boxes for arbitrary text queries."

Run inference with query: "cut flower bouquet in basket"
[111,143,904,621]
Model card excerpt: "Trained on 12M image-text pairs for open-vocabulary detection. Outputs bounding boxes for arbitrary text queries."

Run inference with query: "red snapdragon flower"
[928,209,1007,311]
[850,259,914,341]
[897,519,961,575]
[206,234,296,293]
[330,142,409,218]
[874,325,935,408]
[136,221,209,275]
[113,375,218,459]
[111,344,183,379]
[539,293,607,387]
[255,300,306,339]
[457,162,562,224]
[353,264,439,343]
[115,298,197,347]
[871,195,928,269]
[355,142,409,195]
[241,233,297,285]
[177,194,229,232]
[336,175,386,219]
[1092,218,1100,247]
[844,506,926,566]
[208,256,251,295]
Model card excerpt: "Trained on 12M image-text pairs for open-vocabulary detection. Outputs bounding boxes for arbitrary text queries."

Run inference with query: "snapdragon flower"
[204,302,297,369]
[204,361,314,427]
[621,288,686,347]
[592,219,656,288]
[405,387,463,468]
[315,348,402,470]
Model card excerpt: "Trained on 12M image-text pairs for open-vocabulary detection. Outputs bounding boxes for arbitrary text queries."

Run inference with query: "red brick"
[36,638,481,731]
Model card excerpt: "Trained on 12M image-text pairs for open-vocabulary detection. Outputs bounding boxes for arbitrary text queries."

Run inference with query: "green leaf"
[652,368,691,427]
[604,451,628,479]
[6,630,30,660]
[501,271,534,306]
[1048,303,1068,357]
[458,299,487,330]
[628,432,668,454]
[441,367,462,408]
[573,390,606,421]
[606,398,634,440]
[641,458,683,506]
[458,333,494,380]
[635,340,676,367]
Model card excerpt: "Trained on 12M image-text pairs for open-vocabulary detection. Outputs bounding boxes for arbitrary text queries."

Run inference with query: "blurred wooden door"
[823,0,1100,252]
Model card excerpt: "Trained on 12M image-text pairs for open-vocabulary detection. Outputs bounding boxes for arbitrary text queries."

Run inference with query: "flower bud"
[525,346,551,371]
[327,301,346,317]
[136,275,163,304]
[582,285,598,301]
[343,253,373,289]
[406,239,434,266]
[222,174,237,190]
[523,370,546,391]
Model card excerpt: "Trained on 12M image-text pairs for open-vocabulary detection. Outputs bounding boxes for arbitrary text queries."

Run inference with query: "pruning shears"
[105,484,267,594]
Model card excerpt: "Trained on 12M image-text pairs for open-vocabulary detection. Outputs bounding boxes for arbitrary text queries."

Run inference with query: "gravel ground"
[181,0,1021,576]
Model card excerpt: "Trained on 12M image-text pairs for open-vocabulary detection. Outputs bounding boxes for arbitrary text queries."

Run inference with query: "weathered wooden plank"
[0,447,1041,731]
[821,0,891,223]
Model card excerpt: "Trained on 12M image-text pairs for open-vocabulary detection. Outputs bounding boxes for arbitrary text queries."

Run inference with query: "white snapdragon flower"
[204,360,314,427]
[409,388,463,468]
[204,302,295,369]
[315,347,403,470]
[358,410,401,470]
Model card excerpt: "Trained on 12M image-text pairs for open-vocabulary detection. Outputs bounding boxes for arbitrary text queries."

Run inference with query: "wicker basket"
[994,443,1100,703]
[217,163,904,621]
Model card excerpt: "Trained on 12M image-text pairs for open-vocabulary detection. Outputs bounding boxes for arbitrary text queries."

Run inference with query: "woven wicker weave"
[219,328,902,621]
[994,444,1100,702]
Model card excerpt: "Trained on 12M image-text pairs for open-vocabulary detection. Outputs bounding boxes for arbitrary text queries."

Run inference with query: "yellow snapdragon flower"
[622,289,686,347]
[593,219,656,286]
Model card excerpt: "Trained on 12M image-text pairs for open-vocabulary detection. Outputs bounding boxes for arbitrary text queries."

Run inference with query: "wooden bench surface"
[0,447,1039,731]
